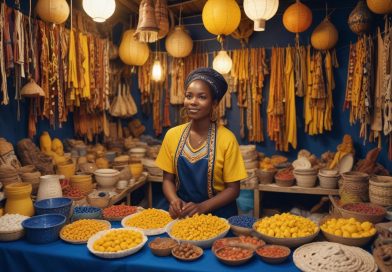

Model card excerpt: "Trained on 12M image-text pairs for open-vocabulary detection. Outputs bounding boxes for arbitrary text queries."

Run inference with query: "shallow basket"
[230,224,254,237]
[252,223,319,248]
[166,219,230,248]
[0,229,25,241]
[319,216,376,247]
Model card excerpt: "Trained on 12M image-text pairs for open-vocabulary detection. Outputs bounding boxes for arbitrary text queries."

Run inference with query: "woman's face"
[184,80,216,121]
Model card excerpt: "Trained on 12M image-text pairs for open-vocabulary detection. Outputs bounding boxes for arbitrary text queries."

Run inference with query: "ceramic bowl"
[294,173,317,188]
[94,169,120,188]
[148,237,178,257]
[214,246,254,266]
[22,214,66,244]
[318,174,339,189]
[34,197,72,219]
[256,245,290,264]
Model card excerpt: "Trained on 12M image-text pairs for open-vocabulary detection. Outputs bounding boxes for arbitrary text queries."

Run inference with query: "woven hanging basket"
[35,0,69,24]
[155,0,169,39]
[366,0,392,14]
[165,26,193,58]
[348,0,373,35]
[21,78,45,97]
[282,0,312,33]
[119,29,150,66]
[134,0,159,43]
[311,17,338,50]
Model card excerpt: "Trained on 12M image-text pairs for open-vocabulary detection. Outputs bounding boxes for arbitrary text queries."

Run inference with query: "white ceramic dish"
[121,210,171,236]
[87,228,147,258]
[338,153,354,174]
[292,157,311,170]
[166,218,230,248]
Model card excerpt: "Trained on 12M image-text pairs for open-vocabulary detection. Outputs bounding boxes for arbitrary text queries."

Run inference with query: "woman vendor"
[155,67,247,219]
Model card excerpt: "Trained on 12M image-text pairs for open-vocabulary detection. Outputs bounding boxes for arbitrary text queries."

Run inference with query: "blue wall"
[0,0,391,172]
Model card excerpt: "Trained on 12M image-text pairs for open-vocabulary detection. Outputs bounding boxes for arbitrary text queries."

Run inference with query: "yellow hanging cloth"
[79,32,90,99]
[284,47,297,150]
[67,29,78,101]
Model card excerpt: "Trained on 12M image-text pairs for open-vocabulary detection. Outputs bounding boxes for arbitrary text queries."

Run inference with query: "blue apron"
[173,122,238,219]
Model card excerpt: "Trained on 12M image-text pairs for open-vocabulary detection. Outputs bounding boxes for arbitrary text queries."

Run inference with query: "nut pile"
[92,229,143,253]
[103,205,138,219]
[172,243,202,260]
[216,246,253,260]
[60,219,109,242]
[171,214,228,240]
[0,214,29,232]
[255,213,318,238]
[123,209,171,229]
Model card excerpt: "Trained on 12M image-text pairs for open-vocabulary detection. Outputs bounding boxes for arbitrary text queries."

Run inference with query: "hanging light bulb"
[152,59,163,82]
[213,50,232,75]
[82,0,116,22]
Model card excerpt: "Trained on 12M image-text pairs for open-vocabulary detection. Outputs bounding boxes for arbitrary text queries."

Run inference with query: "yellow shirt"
[155,123,248,192]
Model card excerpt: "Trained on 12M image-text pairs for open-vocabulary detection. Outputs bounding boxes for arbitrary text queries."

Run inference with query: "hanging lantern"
[311,17,339,50]
[348,0,373,35]
[35,0,69,24]
[202,0,241,36]
[366,0,392,14]
[155,0,169,39]
[151,59,163,82]
[82,0,116,23]
[165,26,193,58]
[283,0,312,33]
[21,78,45,97]
[119,29,150,66]
[134,0,159,43]
[244,0,279,31]
[213,50,232,75]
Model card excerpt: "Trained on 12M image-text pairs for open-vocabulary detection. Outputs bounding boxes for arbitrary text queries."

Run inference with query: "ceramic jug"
[5,183,34,216]
[37,175,63,201]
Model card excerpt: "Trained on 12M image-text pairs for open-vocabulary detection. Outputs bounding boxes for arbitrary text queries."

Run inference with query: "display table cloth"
[0,222,300,272]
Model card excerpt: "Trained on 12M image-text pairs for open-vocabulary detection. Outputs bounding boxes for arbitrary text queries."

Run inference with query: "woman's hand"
[169,198,185,219]
[180,202,208,218]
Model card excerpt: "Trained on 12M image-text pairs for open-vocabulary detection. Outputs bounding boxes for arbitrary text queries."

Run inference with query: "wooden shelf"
[253,184,339,219]
[257,184,339,195]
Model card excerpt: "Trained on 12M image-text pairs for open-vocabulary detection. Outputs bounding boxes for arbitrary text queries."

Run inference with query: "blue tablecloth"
[0,223,300,272]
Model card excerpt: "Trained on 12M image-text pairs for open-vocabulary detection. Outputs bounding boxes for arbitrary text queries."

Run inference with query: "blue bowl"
[71,206,102,221]
[34,197,72,219]
[22,214,66,244]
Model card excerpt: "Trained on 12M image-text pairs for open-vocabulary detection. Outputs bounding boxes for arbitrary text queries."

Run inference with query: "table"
[111,173,148,205]
[253,184,339,218]
[0,222,300,272]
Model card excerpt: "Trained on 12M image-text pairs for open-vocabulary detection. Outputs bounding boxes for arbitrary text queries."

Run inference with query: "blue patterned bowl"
[22,214,66,244]
[34,197,72,219]
[71,206,102,221]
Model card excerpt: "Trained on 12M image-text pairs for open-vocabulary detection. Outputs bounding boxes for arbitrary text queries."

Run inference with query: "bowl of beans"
[340,202,386,224]
[71,206,102,221]
[212,236,265,253]
[149,237,179,257]
[228,215,257,236]
[256,245,291,264]
[214,245,254,266]
[172,243,203,261]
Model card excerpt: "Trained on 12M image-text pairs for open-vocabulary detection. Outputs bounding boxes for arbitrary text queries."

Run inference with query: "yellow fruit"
[334,229,342,236]
[360,222,372,231]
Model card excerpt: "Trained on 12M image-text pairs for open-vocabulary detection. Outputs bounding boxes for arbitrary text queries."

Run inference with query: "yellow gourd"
[51,138,64,156]
[202,0,241,36]
[35,0,70,24]
[311,17,338,50]
[366,0,392,14]
[165,26,193,58]
[283,1,312,33]
[119,29,150,66]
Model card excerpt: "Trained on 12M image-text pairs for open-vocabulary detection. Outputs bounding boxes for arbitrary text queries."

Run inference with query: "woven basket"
[329,196,386,224]
[0,229,25,241]
[369,176,392,206]
[340,172,369,202]
[256,169,277,184]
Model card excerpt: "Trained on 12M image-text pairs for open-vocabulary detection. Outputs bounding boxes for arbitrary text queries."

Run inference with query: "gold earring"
[210,108,218,122]
[180,107,189,121]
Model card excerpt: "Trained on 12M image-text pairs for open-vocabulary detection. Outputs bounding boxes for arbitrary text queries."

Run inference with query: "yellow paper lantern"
[165,26,193,58]
[119,29,150,66]
[213,50,232,75]
[283,0,312,33]
[35,0,69,24]
[367,0,392,14]
[202,0,241,36]
[311,17,338,50]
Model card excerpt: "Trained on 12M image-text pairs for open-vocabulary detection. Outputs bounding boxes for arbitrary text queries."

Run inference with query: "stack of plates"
[112,155,129,170]
[142,159,162,178]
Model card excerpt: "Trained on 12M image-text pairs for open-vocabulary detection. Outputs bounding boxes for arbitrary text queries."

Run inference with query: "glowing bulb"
[82,0,116,23]
[213,50,232,74]
[152,59,163,82]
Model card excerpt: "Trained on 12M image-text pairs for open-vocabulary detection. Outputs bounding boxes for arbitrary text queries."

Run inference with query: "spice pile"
[103,205,138,219]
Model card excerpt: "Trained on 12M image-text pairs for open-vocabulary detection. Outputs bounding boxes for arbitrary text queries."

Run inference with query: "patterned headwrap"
[184,67,228,102]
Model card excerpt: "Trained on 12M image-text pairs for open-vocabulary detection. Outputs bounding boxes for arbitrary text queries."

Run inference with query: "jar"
[37,175,63,201]
[5,183,34,216]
